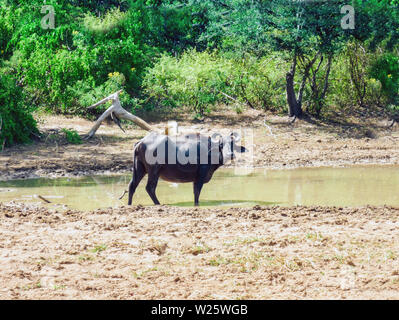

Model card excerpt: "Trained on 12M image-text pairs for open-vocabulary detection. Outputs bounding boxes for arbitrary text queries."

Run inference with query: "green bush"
[327,45,386,112]
[143,49,236,116]
[369,53,399,104]
[234,54,287,112]
[0,5,14,59]
[62,128,82,144]
[143,50,287,116]
[0,74,38,148]
[4,2,157,116]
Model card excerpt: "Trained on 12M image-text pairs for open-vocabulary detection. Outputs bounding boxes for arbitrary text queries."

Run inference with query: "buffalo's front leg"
[193,180,204,206]
[146,167,161,205]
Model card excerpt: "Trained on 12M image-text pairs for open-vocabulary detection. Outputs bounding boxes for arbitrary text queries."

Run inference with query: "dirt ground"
[1,108,399,299]
[1,202,399,299]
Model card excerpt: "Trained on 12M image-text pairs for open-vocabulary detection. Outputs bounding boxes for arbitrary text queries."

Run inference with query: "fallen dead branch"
[85,90,154,139]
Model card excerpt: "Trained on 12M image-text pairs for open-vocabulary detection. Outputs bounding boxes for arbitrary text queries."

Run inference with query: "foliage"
[0,73,38,147]
[143,50,288,116]
[199,0,399,116]
[327,50,385,111]
[61,128,82,144]
[369,53,399,104]
[1,0,399,148]
[0,0,160,115]
[229,53,287,112]
[143,50,235,116]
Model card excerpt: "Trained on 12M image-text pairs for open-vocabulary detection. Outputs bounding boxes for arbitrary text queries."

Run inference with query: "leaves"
[0,74,38,147]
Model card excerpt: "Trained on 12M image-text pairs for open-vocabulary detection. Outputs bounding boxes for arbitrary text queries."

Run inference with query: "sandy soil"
[1,108,399,180]
[1,202,399,299]
[1,108,399,300]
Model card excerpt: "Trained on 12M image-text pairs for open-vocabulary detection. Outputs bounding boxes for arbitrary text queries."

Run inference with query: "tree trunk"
[286,53,303,118]
[297,54,319,105]
[320,53,333,101]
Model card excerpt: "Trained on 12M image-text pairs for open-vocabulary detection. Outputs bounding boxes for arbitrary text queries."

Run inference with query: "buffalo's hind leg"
[128,160,146,205]
[146,167,161,205]
[193,181,204,206]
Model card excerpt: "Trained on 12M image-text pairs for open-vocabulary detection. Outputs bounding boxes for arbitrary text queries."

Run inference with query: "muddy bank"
[1,202,399,299]
[1,110,399,180]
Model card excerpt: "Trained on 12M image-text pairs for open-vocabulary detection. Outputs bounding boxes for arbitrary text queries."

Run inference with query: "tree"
[198,0,399,117]
[197,0,349,116]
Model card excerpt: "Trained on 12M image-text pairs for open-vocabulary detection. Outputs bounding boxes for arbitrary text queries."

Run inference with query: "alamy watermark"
[341,5,355,30]
[41,1,55,30]
[142,127,254,174]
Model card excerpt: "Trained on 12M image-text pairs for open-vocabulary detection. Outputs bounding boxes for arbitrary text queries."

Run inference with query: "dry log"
[85,90,154,139]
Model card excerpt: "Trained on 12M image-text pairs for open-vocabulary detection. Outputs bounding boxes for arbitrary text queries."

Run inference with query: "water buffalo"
[127,131,247,206]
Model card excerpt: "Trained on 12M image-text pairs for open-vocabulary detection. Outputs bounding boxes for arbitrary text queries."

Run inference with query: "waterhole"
[1,166,399,210]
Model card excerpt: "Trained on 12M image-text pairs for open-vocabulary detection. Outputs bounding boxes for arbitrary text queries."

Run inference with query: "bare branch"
[85,90,154,139]
[87,90,123,110]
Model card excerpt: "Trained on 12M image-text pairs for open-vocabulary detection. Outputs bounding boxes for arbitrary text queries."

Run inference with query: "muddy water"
[1,166,399,210]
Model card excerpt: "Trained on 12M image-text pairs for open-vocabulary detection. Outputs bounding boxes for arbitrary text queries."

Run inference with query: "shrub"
[143,50,287,116]
[0,74,38,148]
[62,128,82,144]
[83,7,127,34]
[234,54,287,112]
[327,44,386,112]
[369,53,399,104]
[143,49,236,116]
[5,2,156,116]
